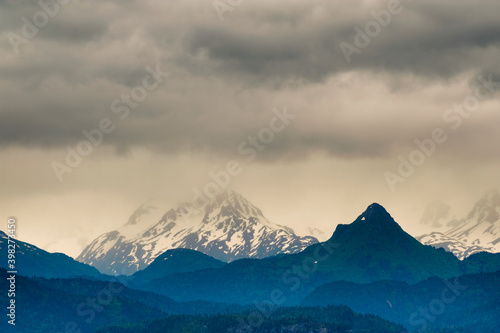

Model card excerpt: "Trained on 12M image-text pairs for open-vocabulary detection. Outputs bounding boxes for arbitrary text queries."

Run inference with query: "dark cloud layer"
[0,0,499,163]
[1,0,500,257]
[182,1,500,81]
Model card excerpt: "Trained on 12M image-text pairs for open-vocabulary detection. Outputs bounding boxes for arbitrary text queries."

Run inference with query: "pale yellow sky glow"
[1,0,499,257]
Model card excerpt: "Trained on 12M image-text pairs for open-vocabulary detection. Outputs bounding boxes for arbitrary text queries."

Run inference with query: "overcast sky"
[1,0,499,258]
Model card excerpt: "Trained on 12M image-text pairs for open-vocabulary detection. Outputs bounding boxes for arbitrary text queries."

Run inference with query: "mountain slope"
[302,270,500,332]
[77,190,318,275]
[131,248,226,285]
[0,231,101,279]
[416,232,494,260]
[306,203,462,283]
[418,189,500,259]
[461,251,500,273]
[0,267,249,333]
[141,203,464,305]
[0,268,165,333]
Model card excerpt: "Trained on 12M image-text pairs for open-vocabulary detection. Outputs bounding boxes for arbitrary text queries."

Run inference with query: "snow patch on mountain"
[77,190,318,275]
[418,189,500,259]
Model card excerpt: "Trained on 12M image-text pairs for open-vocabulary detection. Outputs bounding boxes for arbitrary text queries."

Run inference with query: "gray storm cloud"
[1,0,500,257]
[0,0,499,163]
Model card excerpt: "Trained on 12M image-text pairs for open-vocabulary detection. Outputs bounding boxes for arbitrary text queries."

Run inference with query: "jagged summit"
[312,203,464,285]
[482,188,500,202]
[118,199,171,238]
[146,203,466,305]
[418,189,500,259]
[328,203,408,249]
[359,203,391,219]
[77,190,318,275]
[367,202,385,210]
[466,188,500,224]
[204,189,264,220]
[353,203,400,230]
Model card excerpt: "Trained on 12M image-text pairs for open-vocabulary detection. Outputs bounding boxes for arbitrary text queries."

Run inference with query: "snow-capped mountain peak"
[117,199,171,239]
[77,190,318,275]
[418,189,500,259]
[463,189,500,225]
[204,190,265,221]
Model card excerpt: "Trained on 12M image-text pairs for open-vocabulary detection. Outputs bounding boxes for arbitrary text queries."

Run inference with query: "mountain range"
[0,266,404,333]
[417,189,500,259]
[136,203,479,305]
[2,198,500,332]
[77,190,318,275]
